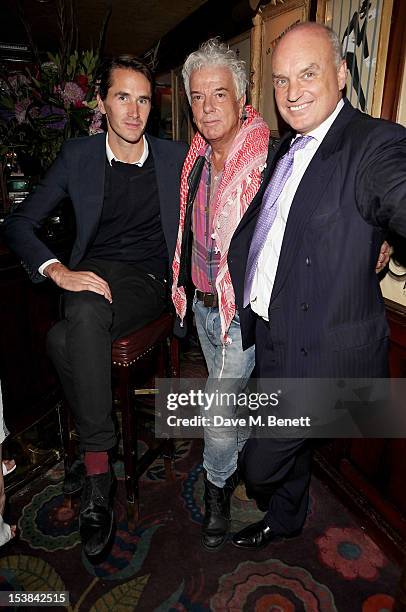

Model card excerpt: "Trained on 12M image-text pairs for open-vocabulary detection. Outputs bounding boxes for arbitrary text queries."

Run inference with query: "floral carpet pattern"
[0,344,400,610]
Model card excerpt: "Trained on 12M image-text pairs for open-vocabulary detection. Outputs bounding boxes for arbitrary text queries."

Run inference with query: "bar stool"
[60,311,179,525]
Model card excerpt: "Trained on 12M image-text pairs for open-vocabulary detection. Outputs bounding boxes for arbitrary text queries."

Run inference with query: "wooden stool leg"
[162,334,178,480]
[116,366,139,529]
[58,399,77,507]
[58,400,71,472]
[157,341,165,378]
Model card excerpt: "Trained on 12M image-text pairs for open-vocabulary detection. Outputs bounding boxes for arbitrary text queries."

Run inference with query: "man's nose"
[203,96,215,113]
[287,81,301,102]
[127,102,140,116]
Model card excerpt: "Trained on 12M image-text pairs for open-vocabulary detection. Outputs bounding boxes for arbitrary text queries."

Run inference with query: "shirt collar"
[304,98,345,143]
[106,134,149,166]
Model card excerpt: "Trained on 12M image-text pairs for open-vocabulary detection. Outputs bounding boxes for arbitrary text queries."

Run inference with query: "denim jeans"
[193,295,255,488]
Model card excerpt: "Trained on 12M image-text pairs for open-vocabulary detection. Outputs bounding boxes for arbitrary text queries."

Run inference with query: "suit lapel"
[270,101,357,304]
[79,133,106,250]
[233,133,291,240]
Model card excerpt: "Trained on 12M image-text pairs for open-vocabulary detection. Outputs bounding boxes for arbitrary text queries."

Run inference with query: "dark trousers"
[240,437,312,536]
[47,259,167,451]
[240,315,312,536]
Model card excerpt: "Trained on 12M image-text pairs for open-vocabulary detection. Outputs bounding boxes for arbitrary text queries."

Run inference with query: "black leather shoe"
[79,471,115,559]
[232,520,276,550]
[201,470,239,551]
[63,457,86,495]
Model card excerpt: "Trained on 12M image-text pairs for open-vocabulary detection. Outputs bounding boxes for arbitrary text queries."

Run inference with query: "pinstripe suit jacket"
[228,99,406,377]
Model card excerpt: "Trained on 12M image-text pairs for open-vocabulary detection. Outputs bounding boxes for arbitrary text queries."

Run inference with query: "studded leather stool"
[60,311,179,525]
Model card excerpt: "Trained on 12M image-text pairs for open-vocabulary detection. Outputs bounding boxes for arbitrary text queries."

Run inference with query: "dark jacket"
[228,99,406,377]
[3,132,188,283]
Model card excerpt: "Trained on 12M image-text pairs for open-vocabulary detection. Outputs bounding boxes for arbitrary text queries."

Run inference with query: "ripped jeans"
[193,294,255,488]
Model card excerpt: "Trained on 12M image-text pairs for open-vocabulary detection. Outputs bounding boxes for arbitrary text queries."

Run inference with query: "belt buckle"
[203,293,212,307]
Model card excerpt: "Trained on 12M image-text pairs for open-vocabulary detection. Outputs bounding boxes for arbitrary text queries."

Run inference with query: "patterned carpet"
[0,342,400,611]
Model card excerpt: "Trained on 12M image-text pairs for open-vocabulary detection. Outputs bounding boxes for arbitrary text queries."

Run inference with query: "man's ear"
[239,93,247,118]
[337,60,347,91]
[97,93,106,115]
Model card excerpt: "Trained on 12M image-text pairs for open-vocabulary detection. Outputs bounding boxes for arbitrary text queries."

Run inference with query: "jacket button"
[305,257,311,266]
[301,302,309,311]
[300,348,308,356]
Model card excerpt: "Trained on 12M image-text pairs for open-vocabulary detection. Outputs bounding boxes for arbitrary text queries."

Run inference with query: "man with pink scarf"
[171,39,270,551]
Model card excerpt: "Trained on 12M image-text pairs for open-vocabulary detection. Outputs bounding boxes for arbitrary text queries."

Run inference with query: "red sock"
[84,451,109,476]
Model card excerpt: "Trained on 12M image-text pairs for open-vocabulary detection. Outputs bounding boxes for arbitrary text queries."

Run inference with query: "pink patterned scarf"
[171,105,270,342]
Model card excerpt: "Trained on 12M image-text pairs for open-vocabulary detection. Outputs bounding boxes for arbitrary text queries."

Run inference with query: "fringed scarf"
[171,105,270,342]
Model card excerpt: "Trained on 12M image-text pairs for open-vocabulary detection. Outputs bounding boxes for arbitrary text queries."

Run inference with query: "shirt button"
[301,348,308,356]
[305,257,311,266]
[301,302,309,311]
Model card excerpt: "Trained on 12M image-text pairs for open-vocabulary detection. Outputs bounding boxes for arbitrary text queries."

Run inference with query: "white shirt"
[250,98,345,319]
[39,135,149,276]
[105,134,149,166]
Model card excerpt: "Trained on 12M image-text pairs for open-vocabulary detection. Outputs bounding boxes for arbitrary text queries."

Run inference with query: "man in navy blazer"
[228,22,406,550]
[3,56,187,558]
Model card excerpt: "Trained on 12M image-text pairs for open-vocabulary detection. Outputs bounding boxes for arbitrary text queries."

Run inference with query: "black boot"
[201,470,239,551]
[79,470,116,559]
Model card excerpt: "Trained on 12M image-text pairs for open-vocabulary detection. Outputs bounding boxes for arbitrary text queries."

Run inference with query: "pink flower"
[89,109,104,135]
[60,81,86,107]
[14,98,31,124]
[316,526,387,580]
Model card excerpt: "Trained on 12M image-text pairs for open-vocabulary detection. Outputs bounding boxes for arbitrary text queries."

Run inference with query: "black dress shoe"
[201,470,239,551]
[79,471,115,559]
[232,520,275,550]
[63,457,86,495]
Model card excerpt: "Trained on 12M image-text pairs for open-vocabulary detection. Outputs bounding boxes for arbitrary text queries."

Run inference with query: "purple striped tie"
[243,135,313,307]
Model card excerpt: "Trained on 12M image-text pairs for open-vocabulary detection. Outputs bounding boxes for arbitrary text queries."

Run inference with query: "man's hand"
[375,240,393,274]
[44,262,112,303]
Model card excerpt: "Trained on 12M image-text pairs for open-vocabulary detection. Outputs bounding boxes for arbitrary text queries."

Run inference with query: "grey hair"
[278,22,344,68]
[182,37,248,104]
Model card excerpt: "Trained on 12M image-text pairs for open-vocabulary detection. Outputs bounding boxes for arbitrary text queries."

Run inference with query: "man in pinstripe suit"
[228,21,406,550]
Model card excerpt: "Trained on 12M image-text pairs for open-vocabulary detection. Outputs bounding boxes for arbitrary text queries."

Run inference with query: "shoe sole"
[201,533,228,552]
[231,531,298,550]
[231,539,272,550]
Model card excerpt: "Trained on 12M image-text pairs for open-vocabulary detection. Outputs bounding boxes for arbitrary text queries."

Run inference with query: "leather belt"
[196,290,218,308]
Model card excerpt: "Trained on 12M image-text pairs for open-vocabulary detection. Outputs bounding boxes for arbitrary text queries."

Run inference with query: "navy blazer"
[228,100,406,377]
[3,132,188,283]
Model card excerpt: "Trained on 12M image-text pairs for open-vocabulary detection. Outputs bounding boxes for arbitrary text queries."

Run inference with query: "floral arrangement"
[0,49,104,173]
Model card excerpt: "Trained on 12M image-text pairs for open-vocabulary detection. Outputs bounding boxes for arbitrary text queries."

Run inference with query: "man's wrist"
[43,261,66,280]
[39,258,60,277]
